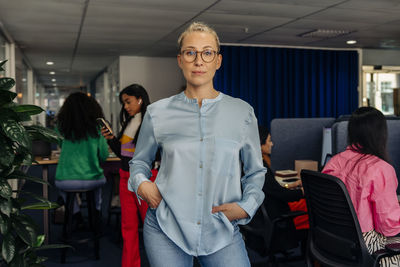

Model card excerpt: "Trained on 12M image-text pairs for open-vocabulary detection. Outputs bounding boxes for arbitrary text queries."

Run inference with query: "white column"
[27,69,34,104]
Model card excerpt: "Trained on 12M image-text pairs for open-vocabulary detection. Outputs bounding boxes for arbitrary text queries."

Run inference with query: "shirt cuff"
[128,173,149,194]
[236,196,258,225]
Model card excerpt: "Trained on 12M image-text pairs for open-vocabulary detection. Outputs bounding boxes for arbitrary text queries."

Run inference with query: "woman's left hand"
[212,203,248,221]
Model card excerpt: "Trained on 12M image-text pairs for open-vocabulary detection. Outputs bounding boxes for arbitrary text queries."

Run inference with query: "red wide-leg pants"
[119,169,156,267]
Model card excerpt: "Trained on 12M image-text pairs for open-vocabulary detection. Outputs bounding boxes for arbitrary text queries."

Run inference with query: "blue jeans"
[55,177,106,213]
[143,209,250,267]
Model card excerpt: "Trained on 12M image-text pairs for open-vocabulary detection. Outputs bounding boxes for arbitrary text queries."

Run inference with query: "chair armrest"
[372,244,400,267]
[278,210,307,220]
[372,249,391,267]
[385,243,400,254]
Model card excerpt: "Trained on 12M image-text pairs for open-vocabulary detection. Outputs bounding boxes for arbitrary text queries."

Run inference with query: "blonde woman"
[128,22,266,266]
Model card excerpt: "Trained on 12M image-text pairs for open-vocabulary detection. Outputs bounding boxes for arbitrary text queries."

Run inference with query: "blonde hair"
[177,22,220,52]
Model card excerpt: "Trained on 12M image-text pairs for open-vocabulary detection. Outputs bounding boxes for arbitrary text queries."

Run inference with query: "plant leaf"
[11,215,37,246]
[0,90,17,106]
[0,178,12,199]
[34,235,45,248]
[0,119,31,152]
[0,198,12,217]
[0,60,7,71]
[0,164,17,179]
[7,170,50,186]
[34,243,73,251]
[0,213,10,234]
[0,107,20,123]
[19,191,58,210]
[0,77,16,91]
[21,202,58,210]
[11,105,43,116]
[9,252,24,267]
[2,232,16,263]
[0,137,15,169]
[25,125,61,144]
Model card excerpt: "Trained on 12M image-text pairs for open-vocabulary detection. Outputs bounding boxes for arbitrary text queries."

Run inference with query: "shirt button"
[199,163,203,168]
[198,192,202,196]
[200,138,203,141]
[197,221,201,225]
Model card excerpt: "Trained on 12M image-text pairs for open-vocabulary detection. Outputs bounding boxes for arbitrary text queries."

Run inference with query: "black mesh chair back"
[301,170,375,267]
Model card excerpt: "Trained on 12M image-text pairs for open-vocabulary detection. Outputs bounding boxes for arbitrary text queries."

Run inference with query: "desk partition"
[270,118,335,171]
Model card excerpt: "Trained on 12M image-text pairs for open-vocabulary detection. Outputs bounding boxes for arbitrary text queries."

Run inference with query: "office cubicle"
[270,118,335,172]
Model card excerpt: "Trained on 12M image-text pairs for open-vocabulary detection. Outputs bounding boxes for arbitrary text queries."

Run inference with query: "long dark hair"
[118,84,150,143]
[348,106,389,162]
[258,125,269,145]
[57,92,104,141]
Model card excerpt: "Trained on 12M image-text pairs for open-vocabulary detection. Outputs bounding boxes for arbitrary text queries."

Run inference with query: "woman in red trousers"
[101,84,155,267]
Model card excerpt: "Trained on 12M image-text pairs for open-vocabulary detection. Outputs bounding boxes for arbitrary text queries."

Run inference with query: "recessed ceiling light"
[46,61,54,65]
[51,78,56,82]
[53,83,57,86]
[346,40,357,45]
[49,71,55,75]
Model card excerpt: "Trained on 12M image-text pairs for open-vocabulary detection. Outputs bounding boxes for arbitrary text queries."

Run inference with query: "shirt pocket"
[211,137,239,178]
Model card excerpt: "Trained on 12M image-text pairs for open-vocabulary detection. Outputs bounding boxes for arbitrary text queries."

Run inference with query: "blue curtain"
[214,46,359,127]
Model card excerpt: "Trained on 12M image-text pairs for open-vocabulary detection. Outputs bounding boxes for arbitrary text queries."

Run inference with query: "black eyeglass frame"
[180,49,219,63]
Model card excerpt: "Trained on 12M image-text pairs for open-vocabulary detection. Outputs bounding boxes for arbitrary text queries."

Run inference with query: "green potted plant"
[0,60,66,266]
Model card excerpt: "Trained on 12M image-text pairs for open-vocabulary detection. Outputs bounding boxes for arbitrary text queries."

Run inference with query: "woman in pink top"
[323,107,400,267]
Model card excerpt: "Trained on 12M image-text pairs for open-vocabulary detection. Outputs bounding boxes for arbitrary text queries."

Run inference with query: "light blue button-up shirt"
[128,91,266,256]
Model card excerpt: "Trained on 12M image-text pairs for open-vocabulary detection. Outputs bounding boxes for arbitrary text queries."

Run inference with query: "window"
[363,66,399,115]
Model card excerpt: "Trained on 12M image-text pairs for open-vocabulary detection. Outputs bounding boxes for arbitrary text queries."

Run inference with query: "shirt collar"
[177,91,223,104]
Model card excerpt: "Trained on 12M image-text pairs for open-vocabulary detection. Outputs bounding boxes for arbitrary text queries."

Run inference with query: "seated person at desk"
[259,126,308,230]
[55,92,109,221]
[244,126,308,253]
[322,107,400,267]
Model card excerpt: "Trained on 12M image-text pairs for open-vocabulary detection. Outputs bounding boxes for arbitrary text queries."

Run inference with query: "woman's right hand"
[100,127,114,140]
[137,181,162,209]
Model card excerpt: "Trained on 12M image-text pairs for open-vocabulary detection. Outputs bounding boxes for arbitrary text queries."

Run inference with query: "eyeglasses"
[180,49,218,63]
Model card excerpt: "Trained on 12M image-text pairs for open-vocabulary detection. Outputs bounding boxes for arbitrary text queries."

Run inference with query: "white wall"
[119,56,184,103]
[363,49,400,66]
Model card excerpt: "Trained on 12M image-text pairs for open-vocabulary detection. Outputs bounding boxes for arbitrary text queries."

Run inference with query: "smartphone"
[96,118,113,135]
[282,178,300,183]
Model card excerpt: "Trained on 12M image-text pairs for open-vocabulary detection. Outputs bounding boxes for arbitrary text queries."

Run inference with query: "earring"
[138,99,142,105]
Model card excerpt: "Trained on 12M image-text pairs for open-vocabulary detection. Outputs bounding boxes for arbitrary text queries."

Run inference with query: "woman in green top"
[55,92,109,215]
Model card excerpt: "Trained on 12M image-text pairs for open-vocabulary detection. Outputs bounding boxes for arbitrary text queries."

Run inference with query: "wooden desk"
[32,156,120,244]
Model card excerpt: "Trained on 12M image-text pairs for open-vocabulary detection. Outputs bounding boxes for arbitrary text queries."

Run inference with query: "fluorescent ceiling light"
[51,78,56,82]
[299,29,352,38]
[49,71,55,75]
[46,61,54,65]
[347,40,357,44]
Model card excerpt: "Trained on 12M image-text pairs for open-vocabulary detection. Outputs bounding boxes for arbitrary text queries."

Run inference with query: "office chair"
[241,204,307,266]
[300,169,400,267]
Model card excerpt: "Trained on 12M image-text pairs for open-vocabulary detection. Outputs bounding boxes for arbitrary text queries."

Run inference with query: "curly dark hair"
[118,84,150,144]
[348,106,389,162]
[57,92,104,141]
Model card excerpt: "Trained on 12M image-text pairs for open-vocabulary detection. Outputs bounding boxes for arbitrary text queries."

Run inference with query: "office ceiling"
[1,0,400,90]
